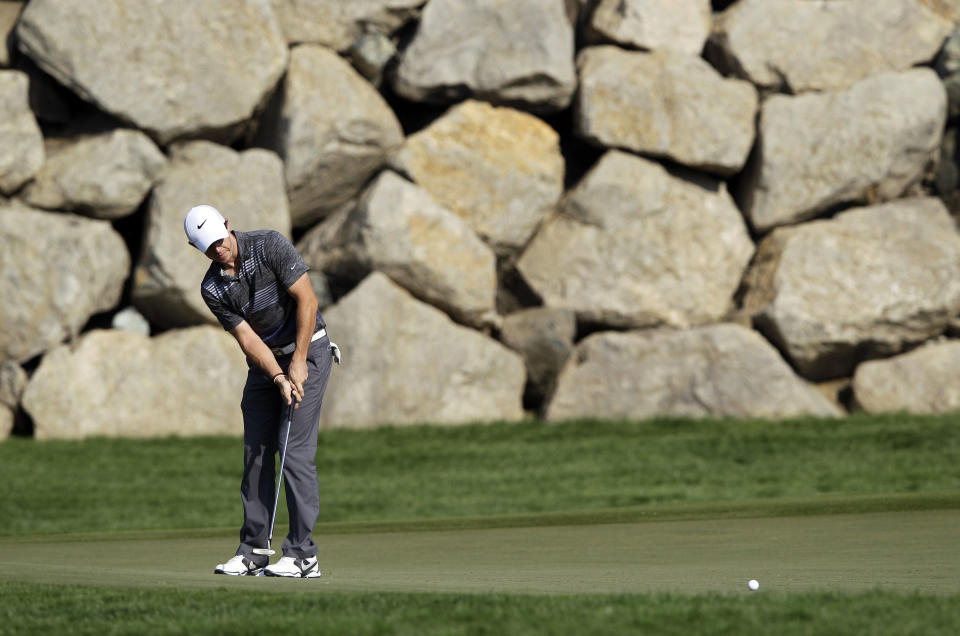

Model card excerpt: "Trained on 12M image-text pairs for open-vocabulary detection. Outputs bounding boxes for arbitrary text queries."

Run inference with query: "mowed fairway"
[0,508,958,596]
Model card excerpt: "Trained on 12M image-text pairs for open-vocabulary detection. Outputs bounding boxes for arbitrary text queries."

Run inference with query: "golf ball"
[747,579,759,591]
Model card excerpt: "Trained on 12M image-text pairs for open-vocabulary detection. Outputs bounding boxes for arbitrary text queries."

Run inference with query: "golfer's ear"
[224,219,230,229]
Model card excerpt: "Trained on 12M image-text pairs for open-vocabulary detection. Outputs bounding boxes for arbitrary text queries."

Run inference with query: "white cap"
[184,205,229,253]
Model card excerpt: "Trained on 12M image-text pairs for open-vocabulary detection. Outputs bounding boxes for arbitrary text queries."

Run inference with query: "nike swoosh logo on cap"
[197,219,207,229]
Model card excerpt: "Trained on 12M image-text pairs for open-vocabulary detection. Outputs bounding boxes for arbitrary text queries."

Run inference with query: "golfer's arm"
[287,273,319,364]
[229,321,283,379]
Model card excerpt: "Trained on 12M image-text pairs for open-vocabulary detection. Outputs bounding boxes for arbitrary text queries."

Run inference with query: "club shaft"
[265,403,294,547]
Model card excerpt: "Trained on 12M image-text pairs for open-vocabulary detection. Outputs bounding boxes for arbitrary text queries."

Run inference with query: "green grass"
[1,413,959,536]
[1,582,958,636]
[3,414,960,634]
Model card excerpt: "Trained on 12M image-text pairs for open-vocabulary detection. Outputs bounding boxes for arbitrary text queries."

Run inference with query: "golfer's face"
[205,237,231,263]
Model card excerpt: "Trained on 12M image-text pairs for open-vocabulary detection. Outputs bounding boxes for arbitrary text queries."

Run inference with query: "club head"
[251,548,275,556]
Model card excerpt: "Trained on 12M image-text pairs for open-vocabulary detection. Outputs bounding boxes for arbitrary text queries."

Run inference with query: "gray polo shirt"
[200,229,324,348]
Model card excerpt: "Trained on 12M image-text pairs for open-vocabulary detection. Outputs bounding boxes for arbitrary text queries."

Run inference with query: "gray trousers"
[236,335,333,565]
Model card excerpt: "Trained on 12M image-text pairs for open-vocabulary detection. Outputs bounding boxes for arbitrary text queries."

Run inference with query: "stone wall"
[3,0,960,439]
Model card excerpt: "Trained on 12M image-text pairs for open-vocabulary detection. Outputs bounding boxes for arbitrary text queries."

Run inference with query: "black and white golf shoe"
[214,555,264,576]
[263,556,322,578]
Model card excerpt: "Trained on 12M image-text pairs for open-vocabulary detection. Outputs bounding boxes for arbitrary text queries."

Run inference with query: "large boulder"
[0,202,129,364]
[392,0,576,112]
[390,100,565,255]
[22,129,166,219]
[711,0,952,93]
[587,0,711,55]
[298,171,498,327]
[319,273,526,428]
[517,151,754,329]
[742,198,960,380]
[853,340,960,415]
[15,0,288,144]
[132,141,290,329]
[545,325,841,421]
[256,44,404,229]
[268,0,424,50]
[22,327,248,440]
[0,70,44,194]
[740,69,946,233]
[575,46,757,177]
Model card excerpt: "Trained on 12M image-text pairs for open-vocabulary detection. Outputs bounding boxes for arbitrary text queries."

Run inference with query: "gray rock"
[348,32,397,87]
[111,306,151,336]
[0,360,26,410]
[319,272,526,428]
[742,198,960,380]
[0,202,129,363]
[132,141,290,329]
[853,340,960,414]
[22,129,166,219]
[0,70,43,193]
[16,0,288,144]
[308,171,499,327]
[741,69,946,233]
[22,327,248,440]
[269,0,423,50]
[499,307,576,405]
[545,325,841,421]
[0,360,27,441]
[587,0,712,55]
[575,46,757,177]
[392,0,576,112]
[390,100,565,255]
[711,0,951,93]
[518,151,755,329]
[256,45,403,229]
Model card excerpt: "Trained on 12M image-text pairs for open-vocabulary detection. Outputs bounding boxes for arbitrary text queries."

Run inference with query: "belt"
[270,328,325,356]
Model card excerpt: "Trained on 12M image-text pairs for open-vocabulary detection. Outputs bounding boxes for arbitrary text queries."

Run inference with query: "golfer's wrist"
[272,372,286,385]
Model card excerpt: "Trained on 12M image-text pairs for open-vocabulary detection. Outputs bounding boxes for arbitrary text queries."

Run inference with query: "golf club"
[252,400,294,567]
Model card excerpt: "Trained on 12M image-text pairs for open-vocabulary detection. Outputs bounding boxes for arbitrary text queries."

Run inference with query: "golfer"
[184,204,337,578]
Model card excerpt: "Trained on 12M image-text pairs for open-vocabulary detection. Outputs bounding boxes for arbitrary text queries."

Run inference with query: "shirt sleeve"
[201,285,244,332]
[264,231,310,289]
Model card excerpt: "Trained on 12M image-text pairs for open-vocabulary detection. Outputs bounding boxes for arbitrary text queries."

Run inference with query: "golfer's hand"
[273,375,295,407]
[287,359,308,405]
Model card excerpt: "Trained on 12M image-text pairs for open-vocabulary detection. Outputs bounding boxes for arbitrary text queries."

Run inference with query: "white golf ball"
[747,579,759,591]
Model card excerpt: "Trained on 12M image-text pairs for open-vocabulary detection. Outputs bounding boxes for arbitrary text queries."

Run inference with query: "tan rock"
[712,0,952,92]
[392,0,576,112]
[741,69,946,232]
[0,70,43,193]
[575,47,757,176]
[743,198,960,380]
[269,0,423,50]
[545,325,841,421]
[22,327,248,440]
[23,129,166,219]
[391,100,564,255]
[0,202,129,363]
[334,172,498,327]
[853,340,960,414]
[16,0,288,144]
[0,2,24,67]
[257,45,403,228]
[319,273,526,428]
[588,0,711,55]
[518,151,754,329]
